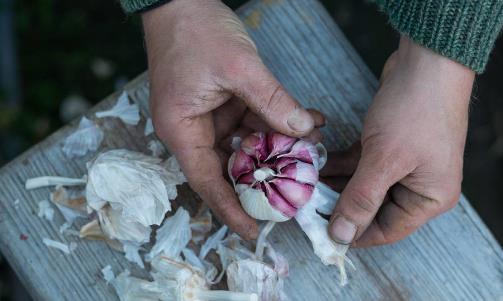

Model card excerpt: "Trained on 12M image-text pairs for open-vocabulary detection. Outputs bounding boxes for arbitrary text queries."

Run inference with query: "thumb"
[230,58,314,137]
[328,150,408,245]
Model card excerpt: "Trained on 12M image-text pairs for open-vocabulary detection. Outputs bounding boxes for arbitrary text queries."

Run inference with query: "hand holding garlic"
[142,0,324,239]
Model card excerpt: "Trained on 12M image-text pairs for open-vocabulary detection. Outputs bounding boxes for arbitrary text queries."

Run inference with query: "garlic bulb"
[228,132,326,222]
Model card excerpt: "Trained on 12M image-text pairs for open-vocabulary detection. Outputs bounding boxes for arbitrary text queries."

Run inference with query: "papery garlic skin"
[62,117,104,158]
[85,149,174,226]
[228,132,327,221]
[227,259,285,301]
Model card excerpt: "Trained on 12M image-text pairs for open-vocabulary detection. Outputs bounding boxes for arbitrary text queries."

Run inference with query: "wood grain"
[0,0,502,300]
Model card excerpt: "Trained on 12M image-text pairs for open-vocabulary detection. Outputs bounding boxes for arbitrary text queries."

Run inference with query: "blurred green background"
[0,0,502,299]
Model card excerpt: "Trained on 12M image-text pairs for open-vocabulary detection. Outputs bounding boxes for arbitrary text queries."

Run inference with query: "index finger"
[155,111,259,240]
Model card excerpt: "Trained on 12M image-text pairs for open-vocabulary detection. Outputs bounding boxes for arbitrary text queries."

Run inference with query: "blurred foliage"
[0,0,147,165]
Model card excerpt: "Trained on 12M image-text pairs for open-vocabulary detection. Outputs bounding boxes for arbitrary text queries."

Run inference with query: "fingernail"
[329,215,357,244]
[287,109,313,133]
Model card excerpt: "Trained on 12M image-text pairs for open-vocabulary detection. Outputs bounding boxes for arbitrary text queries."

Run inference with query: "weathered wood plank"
[0,0,501,300]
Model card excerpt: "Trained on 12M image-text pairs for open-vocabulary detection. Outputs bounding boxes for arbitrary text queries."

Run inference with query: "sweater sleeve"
[375,0,503,73]
[119,0,171,14]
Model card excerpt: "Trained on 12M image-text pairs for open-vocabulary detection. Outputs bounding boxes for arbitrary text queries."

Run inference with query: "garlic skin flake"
[227,259,285,301]
[148,140,166,157]
[144,118,154,136]
[95,91,140,125]
[86,149,174,226]
[228,132,327,222]
[42,238,76,254]
[38,200,55,221]
[62,117,104,158]
[146,207,191,261]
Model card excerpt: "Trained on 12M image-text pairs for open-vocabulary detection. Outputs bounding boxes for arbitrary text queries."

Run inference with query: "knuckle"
[345,186,383,215]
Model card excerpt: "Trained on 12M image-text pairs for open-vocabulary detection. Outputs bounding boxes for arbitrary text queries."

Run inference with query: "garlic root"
[25,176,87,190]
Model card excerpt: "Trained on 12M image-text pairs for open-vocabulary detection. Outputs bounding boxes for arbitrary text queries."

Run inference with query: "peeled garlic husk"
[146,207,191,261]
[62,116,104,158]
[95,91,140,125]
[85,149,176,227]
[227,259,285,301]
[294,182,353,286]
[228,132,327,222]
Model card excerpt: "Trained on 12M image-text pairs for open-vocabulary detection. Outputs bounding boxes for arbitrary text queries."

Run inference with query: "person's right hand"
[142,0,323,239]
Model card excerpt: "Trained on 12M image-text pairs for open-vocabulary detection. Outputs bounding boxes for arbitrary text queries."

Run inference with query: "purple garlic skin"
[229,132,323,219]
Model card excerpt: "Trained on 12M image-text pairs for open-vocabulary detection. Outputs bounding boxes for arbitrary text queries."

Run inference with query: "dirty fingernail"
[287,108,314,133]
[329,215,357,244]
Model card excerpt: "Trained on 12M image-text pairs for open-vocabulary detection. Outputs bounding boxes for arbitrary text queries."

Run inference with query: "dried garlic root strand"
[25,176,87,190]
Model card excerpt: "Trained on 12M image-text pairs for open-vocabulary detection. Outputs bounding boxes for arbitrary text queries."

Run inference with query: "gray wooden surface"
[0,0,502,300]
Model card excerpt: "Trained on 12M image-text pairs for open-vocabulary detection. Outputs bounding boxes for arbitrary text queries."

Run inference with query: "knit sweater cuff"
[120,0,171,14]
[375,0,503,73]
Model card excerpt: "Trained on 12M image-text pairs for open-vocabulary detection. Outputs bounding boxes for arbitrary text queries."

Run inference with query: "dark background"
[0,0,501,299]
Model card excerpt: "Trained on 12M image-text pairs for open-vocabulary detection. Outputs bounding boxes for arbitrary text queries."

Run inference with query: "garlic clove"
[275,157,297,171]
[230,150,256,181]
[266,132,297,160]
[263,182,297,218]
[270,178,314,209]
[240,132,267,161]
[237,185,290,222]
[278,140,320,169]
[278,161,318,185]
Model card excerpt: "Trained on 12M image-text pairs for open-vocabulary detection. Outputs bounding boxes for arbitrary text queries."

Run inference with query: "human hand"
[142,0,324,239]
[323,36,475,247]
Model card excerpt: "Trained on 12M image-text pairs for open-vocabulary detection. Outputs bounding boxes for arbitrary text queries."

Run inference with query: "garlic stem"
[255,220,276,260]
[253,167,275,182]
[314,181,340,215]
[25,176,87,190]
[193,289,258,301]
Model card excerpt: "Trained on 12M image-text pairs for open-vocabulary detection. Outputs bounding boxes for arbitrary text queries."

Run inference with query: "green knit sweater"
[121,0,503,73]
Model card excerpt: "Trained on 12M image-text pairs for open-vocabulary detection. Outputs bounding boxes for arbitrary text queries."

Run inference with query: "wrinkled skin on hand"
[324,37,475,247]
[142,0,324,239]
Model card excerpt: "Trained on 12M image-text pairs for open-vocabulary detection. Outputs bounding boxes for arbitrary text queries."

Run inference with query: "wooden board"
[0,0,502,300]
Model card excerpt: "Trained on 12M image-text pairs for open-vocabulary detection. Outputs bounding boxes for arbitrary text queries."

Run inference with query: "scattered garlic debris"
[199,225,228,260]
[101,265,115,284]
[25,175,87,190]
[144,118,154,136]
[95,91,140,126]
[123,243,145,269]
[295,183,353,286]
[62,117,104,158]
[85,150,174,226]
[147,140,165,158]
[42,238,76,255]
[146,207,191,261]
[227,259,285,301]
[50,186,88,224]
[190,209,212,244]
[37,200,55,221]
